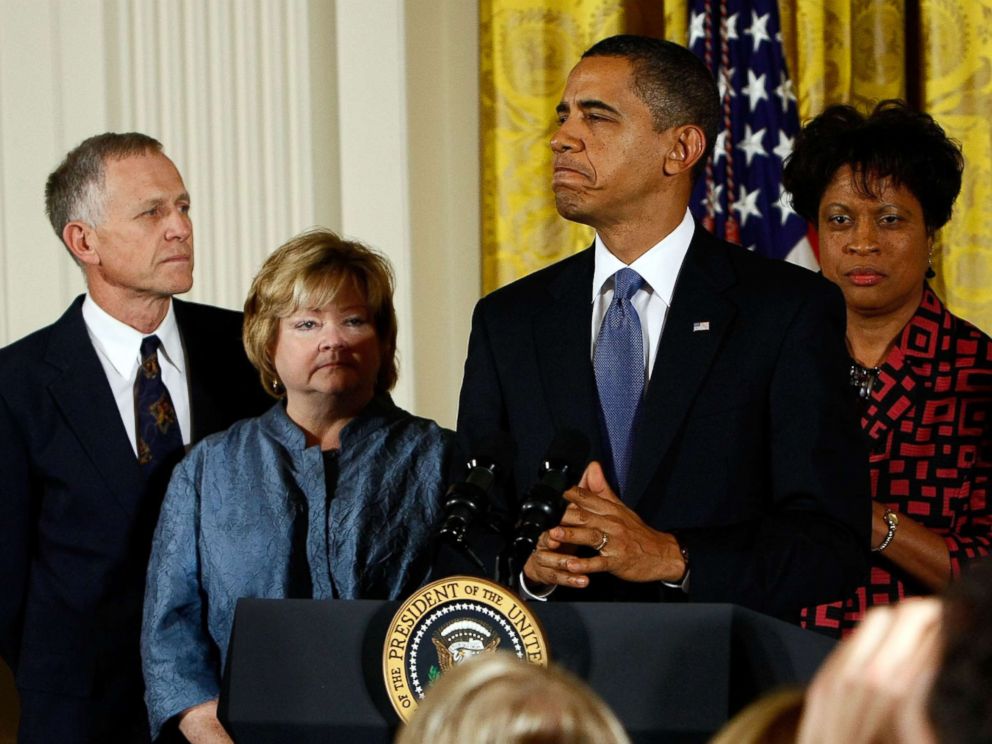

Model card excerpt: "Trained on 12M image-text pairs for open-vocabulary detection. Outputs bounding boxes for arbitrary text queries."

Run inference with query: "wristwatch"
[661,538,690,592]
[872,509,899,552]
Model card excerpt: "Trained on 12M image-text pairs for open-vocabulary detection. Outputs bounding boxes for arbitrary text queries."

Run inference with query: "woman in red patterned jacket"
[784,100,992,637]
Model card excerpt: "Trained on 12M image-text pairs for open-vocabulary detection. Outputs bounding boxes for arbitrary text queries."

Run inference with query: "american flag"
[688,0,817,269]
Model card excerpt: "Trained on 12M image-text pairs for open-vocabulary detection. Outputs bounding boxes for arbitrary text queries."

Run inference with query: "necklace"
[849,362,881,400]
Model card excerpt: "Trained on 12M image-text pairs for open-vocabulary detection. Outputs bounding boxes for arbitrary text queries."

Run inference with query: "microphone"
[511,429,590,568]
[436,431,515,549]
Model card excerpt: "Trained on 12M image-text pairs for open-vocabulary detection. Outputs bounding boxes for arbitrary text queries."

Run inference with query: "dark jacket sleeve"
[457,300,510,446]
[0,391,30,670]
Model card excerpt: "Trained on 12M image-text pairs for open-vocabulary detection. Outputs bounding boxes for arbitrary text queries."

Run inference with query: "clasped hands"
[522,461,686,590]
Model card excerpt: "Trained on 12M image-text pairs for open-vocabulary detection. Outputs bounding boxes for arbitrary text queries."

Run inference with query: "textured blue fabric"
[141,396,454,739]
[135,335,183,475]
[594,268,645,495]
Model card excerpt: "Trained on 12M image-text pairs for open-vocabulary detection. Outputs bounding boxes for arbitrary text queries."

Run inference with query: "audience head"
[395,652,630,744]
[243,228,398,399]
[783,100,963,237]
[709,688,804,744]
[929,560,992,744]
[795,561,992,744]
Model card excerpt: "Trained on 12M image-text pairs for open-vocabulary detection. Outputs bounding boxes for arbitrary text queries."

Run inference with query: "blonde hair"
[708,688,804,744]
[243,228,398,398]
[395,653,630,744]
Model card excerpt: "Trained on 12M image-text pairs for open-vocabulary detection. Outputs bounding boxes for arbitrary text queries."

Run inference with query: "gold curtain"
[479,1,674,292]
[918,0,992,333]
[779,1,907,116]
[480,1,992,333]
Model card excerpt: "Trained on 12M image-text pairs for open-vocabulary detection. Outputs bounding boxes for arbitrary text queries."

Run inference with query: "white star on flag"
[737,124,767,165]
[743,69,769,111]
[703,182,725,214]
[690,11,706,48]
[772,130,793,161]
[717,66,737,102]
[713,130,729,164]
[745,10,771,52]
[734,184,763,227]
[723,13,739,40]
[775,72,796,112]
[773,185,797,225]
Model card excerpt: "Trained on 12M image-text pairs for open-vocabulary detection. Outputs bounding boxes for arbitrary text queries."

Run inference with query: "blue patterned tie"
[135,335,184,478]
[594,268,646,496]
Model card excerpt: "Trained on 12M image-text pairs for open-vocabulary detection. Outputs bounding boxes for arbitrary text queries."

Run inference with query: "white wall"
[0,0,104,342]
[405,0,481,425]
[0,0,479,428]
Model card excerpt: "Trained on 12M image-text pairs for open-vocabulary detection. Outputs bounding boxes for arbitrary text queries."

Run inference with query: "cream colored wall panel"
[405,0,480,429]
[0,0,102,344]
[334,0,415,411]
[305,0,341,232]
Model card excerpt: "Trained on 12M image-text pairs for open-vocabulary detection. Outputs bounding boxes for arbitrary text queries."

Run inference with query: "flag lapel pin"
[693,321,710,332]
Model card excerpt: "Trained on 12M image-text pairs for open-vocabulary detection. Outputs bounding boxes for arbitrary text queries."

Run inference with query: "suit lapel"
[45,298,144,516]
[625,231,738,508]
[532,248,604,460]
[174,299,220,441]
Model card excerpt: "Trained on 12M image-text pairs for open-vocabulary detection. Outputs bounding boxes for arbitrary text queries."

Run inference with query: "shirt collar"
[81,295,184,377]
[591,208,695,305]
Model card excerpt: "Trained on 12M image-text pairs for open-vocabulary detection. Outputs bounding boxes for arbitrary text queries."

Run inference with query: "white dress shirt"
[82,295,192,455]
[590,208,695,383]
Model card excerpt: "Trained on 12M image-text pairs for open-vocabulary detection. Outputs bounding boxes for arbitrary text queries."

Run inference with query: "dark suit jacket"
[0,296,271,743]
[457,227,870,620]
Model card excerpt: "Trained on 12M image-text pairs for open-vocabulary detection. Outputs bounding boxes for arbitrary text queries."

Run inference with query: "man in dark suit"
[0,133,270,743]
[457,36,869,620]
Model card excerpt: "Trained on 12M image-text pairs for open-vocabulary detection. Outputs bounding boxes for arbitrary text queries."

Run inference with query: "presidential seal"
[382,576,549,721]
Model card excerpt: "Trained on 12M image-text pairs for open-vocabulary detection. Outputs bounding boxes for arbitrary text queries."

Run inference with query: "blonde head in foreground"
[395,652,630,744]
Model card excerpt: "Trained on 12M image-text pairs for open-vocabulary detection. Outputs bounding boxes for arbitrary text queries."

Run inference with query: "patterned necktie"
[135,335,184,477]
[594,268,646,496]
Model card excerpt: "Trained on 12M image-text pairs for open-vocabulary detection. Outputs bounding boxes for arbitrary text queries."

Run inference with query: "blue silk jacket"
[141,396,454,738]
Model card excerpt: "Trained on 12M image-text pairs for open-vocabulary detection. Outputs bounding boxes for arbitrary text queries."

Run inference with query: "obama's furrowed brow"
[557,99,622,117]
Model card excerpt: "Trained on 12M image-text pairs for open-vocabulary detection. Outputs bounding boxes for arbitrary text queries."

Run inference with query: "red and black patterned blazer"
[804,285,992,637]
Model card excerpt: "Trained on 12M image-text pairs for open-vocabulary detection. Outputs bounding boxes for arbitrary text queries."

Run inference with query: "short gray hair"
[45,132,164,252]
